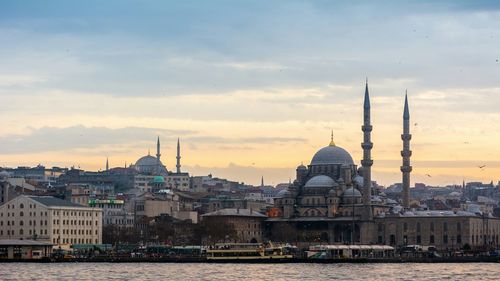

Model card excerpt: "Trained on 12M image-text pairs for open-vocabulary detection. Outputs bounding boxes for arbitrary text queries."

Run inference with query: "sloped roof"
[28,196,85,208]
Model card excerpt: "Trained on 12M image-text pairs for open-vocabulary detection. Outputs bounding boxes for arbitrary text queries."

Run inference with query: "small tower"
[361,79,373,220]
[106,157,109,171]
[176,138,181,173]
[401,92,412,209]
[261,176,264,187]
[156,136,162,174]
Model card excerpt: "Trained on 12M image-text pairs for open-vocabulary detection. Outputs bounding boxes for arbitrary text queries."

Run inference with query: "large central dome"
[310,143,354,165]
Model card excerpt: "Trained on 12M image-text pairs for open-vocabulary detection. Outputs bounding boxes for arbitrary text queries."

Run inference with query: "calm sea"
[1,263,499,280]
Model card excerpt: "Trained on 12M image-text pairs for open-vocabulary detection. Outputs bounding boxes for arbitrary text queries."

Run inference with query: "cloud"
[0,125,195,154]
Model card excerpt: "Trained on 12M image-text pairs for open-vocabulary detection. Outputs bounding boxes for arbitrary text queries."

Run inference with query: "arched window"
[20,203,24,209]
[20,229,24,235]
[20,221,23,226]
[20,211,24,217]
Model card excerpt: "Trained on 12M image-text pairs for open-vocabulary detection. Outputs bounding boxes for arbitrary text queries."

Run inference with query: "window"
[417,235,421,244]
[403,223,408,232]
[416,223,421,232]
[390,235,396,245]
[443,235,448,244]
[20,211,24,217]
[20,203,24,209]
[430,235,435,244]
[430,222,434,232]
[457,222,461,232]
[457,235,462,244]
[443,222,448,232]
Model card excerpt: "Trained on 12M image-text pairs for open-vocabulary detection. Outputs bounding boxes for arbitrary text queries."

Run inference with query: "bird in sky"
[425,174,432,178]
[478,165,486,169]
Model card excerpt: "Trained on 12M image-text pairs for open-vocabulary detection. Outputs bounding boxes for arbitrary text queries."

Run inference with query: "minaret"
[401,92,412,209]
[156,136,161,160]
[261,176,264,187]
[361,79,373,220]
[106,157,109,171]
[156,136,162,174]
[176,138,181,173]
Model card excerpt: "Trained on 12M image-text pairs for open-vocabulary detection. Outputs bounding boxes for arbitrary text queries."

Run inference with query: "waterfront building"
[201,208,267,243]
[0,239,53,260]
[0,195,102,247]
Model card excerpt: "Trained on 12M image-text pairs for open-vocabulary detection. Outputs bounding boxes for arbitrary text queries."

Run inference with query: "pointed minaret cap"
[364,77,370,108]
[329,130,336,146]
[404,90,410,120]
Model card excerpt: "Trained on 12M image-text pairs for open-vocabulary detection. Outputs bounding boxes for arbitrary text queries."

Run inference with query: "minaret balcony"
[400,151,412,157]
[362,125,373,132]
[361,142,373,149]
[400,166,413,172]
[401,134,412,141]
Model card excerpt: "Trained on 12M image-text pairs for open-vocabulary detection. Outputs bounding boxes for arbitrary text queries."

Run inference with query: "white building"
[0,195,102,247]
[89,198,134,228]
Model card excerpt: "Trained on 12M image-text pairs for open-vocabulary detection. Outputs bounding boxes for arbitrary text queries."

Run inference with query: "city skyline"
[1,1,500,186]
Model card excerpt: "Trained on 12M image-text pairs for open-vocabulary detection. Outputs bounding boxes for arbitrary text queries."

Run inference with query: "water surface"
[1,263,498,280]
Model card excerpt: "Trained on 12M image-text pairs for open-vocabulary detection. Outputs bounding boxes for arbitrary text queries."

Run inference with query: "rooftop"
[0,239,53,246]
[28,196,86,208]
[201,208,267,218]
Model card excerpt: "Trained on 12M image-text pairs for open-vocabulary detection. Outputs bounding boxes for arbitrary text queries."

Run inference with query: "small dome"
[311,144,354,165]
[342,187,362,198]
[328,189,337,196]
[304,175,335,188]
[296,163,307,170]
[276,189,293,198]
[353,175,364,187]
[153,176,165,183]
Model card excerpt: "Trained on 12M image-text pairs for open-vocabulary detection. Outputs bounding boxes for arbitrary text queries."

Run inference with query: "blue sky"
[1,1,500,185]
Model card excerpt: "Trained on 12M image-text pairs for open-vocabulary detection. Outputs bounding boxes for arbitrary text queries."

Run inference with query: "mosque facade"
[267,82,500,250]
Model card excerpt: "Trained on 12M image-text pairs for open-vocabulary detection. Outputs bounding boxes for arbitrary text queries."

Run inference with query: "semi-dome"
[310,143,354,165]
[304,175,335,188]
[342,187,362,198]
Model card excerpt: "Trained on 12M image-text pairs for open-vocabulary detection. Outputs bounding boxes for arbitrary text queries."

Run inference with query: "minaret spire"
[261,176,264,187]
[361,79,373,220]
[401,91,412,209]
[106,157,109,171]
[176,138,181,173]
[329,130,336,146]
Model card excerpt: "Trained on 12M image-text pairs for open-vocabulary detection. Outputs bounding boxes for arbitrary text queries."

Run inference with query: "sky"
[1,0,500,186]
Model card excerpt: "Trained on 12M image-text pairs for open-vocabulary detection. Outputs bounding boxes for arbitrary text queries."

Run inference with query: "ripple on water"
[1,263,499,281]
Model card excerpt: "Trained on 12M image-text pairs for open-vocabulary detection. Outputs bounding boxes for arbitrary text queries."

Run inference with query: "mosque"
[131,138,190,191]
[268,81,500,250]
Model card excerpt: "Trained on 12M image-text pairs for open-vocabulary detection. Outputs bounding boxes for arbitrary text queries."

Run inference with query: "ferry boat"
[205,242,294,260]
[307,244,395,260]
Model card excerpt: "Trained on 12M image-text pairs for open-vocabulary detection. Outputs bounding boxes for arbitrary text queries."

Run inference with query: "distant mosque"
[132,137,183,176]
